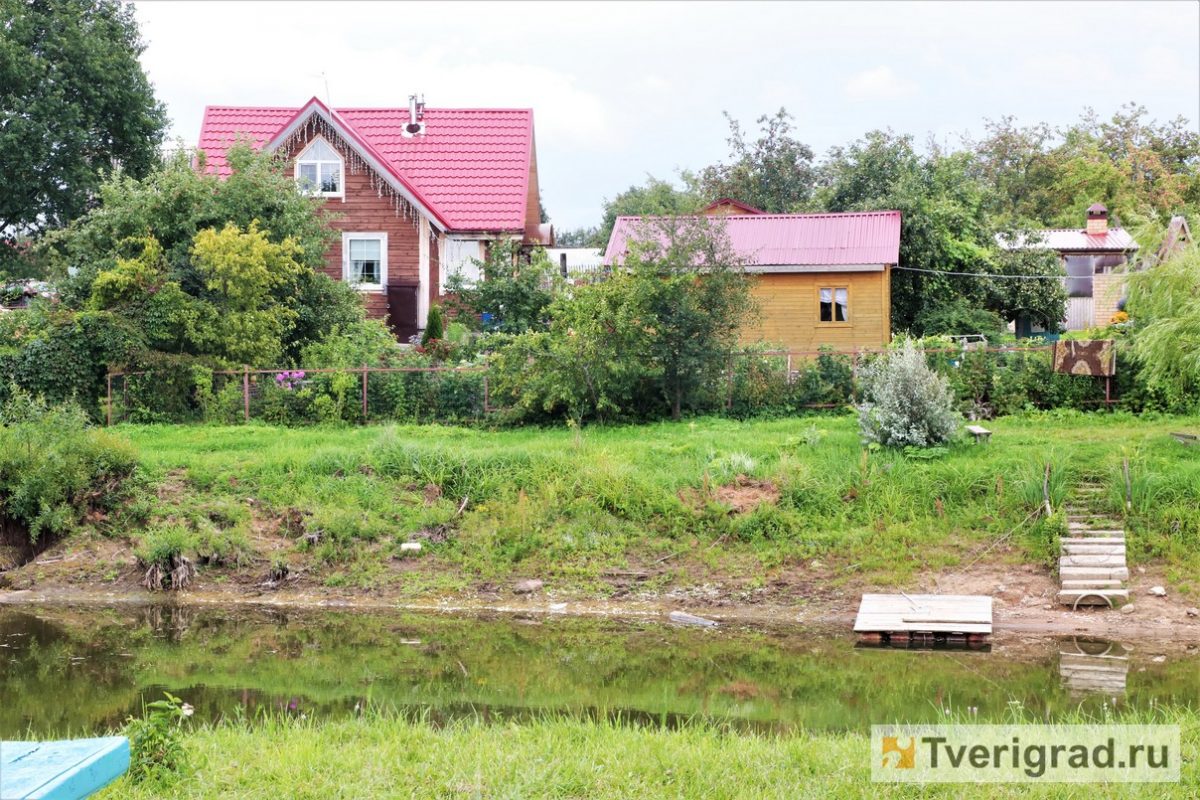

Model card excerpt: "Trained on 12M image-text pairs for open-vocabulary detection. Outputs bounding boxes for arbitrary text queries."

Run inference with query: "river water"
[1,605,1196,736]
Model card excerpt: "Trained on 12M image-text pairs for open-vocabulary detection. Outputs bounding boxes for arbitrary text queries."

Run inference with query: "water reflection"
[1,606,1195,737]
[1058,638,1130,696]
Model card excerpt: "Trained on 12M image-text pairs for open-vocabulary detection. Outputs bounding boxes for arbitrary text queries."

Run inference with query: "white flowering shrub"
[857,340,961,448]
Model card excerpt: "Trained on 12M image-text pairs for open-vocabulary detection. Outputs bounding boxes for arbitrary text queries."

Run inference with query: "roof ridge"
[614,210,901,221]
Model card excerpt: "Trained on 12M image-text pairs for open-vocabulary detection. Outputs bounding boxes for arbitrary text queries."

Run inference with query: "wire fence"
[104,344,1116,426]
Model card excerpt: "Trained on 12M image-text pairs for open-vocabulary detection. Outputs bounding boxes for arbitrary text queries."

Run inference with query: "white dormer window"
[294,137,343,198]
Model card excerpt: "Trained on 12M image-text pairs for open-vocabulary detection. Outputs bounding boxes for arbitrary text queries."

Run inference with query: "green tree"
[818,132,993,333]
[445,240,557,334]
[38,144,352,362]
[0,0,167,256]
[621,216,756,419]
[1124,242,1200,407]
[970,105,1200,229]
[594,176,701,249]
[494,217,755,422]
[690,109,816,213]
[188,222,307,365]
[985,239,1067,331]
[553,227,602,248]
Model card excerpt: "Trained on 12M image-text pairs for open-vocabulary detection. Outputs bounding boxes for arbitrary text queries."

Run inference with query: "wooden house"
[197,95,548,340]
[603,205,901,352]
[999,204,1140,333]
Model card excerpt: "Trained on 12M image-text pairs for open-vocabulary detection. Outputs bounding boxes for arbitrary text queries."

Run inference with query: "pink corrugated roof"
[198,102,534,232]
[604,211,902,267]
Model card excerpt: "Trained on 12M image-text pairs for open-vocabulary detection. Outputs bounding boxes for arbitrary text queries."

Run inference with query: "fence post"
[483,374,490,414]
[850,353,859,404]
[1042,463,1053,517]
[725,358,734,411]
[242,366,250,423]
[106,373,113,427]
[1122,458,1132,512]
[361,363,369,421]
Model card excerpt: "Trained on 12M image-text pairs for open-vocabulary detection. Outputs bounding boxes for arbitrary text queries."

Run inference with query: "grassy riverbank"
[97,711,1199,799]
[9,411,1200,600]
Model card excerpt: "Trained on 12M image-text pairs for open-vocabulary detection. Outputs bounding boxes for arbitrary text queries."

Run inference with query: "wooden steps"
[1056,482,1129,608]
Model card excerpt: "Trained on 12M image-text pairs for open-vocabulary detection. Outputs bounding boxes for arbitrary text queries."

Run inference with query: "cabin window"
[819,287,848,323]
[295,137,343,197]
[343,233,387,291]
[1063,255,1094,298]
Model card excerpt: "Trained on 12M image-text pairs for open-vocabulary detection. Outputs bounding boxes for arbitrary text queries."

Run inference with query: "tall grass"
[114,410,1200,591]
[97,706,1199,799]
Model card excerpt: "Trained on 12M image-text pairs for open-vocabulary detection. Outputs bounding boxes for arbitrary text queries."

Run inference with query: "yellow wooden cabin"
[605,202,901,352]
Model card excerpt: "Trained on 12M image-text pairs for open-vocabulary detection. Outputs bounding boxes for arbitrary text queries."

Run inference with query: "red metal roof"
[703,197,766,215]
[198,100,534,232]
[604,210,902,268]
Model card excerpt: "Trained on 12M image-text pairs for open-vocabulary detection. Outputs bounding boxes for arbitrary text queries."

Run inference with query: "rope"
[894,265,1067,280]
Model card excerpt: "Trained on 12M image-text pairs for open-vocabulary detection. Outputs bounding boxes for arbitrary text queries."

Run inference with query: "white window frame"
[342,232,387,293]
[294,136,344,199]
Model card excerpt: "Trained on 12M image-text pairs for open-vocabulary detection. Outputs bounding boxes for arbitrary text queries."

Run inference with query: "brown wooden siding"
[742,269,892,352]
[525,140,541,232]
[281,129,430,328]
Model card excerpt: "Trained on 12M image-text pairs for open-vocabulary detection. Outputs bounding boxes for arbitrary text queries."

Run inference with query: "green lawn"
[100,411,1200,598]
[98,710,1199,799]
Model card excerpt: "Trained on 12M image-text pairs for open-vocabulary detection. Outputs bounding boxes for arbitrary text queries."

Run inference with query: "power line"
[893,265,1066,280]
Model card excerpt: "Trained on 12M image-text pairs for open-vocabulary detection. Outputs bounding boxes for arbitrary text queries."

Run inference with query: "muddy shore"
[4,564,1198,645]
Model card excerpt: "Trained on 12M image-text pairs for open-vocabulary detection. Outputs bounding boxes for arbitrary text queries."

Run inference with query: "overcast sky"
[135,0,1199,231]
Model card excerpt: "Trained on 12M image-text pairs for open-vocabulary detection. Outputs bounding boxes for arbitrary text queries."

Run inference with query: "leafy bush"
[0,388,138,542]
[445,240,558,333]
[124,691,193,785]
[857,340,961,447]
[136,523,196,590]
[0,304,144,418]
[491,217,754,423]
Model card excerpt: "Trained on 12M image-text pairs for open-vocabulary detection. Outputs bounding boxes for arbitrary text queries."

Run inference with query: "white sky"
[135,0,1200,230]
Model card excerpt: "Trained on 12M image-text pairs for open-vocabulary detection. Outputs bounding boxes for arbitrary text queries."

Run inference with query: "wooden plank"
[854,594,991,634]
[1,737,129,800]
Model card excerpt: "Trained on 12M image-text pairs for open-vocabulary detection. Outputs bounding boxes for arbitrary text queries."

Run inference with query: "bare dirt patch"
[713,476,779,514]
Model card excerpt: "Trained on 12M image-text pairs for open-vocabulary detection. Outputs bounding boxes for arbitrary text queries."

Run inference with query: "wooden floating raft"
[854,593,993,643]
[1,736,129,800]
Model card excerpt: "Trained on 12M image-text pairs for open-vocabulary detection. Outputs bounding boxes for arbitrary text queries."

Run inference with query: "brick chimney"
[1086,203,1109,236]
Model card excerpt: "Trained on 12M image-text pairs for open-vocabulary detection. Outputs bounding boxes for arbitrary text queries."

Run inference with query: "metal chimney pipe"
[406,94,421,134]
